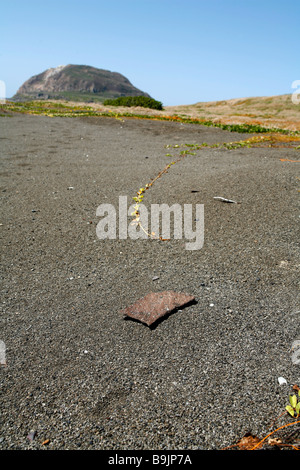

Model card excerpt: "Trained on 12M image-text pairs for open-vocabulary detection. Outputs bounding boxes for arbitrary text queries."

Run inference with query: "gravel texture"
[0,114,299,450]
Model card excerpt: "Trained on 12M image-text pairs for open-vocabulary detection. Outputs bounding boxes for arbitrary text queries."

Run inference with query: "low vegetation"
[103,95,163,110]
[2,100,299,136]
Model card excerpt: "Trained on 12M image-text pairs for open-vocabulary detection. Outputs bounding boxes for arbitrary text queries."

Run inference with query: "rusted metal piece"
[121,291,196,327]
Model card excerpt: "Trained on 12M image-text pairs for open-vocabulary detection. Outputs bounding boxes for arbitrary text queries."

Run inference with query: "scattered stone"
[278,376,288,385]
[152,276,159,281]
[27,431,36,441]
[121,291,196,327]
[213,196,238,203]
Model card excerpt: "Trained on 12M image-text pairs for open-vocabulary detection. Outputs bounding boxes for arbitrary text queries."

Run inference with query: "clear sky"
[1,0,299,106]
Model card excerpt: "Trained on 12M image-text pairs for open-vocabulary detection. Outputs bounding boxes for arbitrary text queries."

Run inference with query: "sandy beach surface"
[0,113,299,450]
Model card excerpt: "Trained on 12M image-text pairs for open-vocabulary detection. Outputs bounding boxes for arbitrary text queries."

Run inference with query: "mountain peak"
[43,65,67,80]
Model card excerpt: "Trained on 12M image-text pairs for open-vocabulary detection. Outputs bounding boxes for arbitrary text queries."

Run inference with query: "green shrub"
[103,95,163,110]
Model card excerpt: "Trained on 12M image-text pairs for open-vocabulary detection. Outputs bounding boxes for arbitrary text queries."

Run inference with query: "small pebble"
[27,431,36,441]
[278,377,287,385]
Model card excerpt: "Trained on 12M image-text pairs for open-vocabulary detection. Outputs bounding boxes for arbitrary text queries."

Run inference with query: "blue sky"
[1,0,299,105]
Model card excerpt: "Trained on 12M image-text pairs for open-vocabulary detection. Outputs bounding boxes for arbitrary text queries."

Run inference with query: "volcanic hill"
[13,64,151,102]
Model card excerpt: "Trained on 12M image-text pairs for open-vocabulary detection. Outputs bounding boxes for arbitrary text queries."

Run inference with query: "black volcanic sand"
[0,114,299,450]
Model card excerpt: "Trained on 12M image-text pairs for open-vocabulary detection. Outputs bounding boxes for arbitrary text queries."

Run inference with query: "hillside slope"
[163,94,300,131]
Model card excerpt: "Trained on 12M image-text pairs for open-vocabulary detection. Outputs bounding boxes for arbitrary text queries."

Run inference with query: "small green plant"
[286,390,300,417]
[131,186,148,220]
